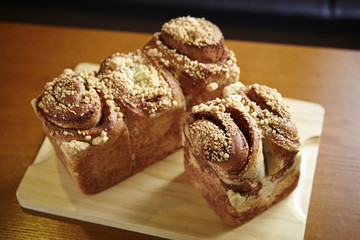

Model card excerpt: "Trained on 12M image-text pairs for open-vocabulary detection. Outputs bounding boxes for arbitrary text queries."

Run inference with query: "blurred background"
[1,0,360,50]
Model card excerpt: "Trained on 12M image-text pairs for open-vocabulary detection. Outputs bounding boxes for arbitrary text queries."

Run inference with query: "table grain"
[0,22,359,240]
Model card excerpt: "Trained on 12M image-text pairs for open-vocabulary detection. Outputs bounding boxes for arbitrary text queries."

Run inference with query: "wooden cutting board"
[17,63,325,240]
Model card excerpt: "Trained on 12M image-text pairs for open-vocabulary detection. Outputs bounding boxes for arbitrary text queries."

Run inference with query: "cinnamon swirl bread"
[98,50,186,174]
[184,83,301,226]
[143,16,240,109]
[34,16,299,204]
[33,69,132,194]
[33,50,186,194]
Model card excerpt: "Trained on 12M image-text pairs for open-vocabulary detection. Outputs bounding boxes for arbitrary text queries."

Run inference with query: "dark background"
[1,0,360,50]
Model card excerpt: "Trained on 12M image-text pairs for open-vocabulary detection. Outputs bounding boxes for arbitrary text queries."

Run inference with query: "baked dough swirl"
[32,16,242,195]
[224,83,301,177]
[33,16,300,204]
[160,16,225,63]
[33,69,132,194]
[184,83,301,226]
[186,108,251,173]
[37,69,102,130]
[99,50,180,116]
[143,16,240,109]
[98,50,186,173]
[33,47,187,193]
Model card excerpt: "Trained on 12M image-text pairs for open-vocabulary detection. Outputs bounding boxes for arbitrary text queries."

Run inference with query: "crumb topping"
[223,82,245,98]
[161,16,222,47]
[189,119,232,163]
[100,50,175,115]
[190,83,300,152]
[206,82,218,91]
[145,33,239,83]
[249,84,290,119]
[37,69,102,129]
[61,140,90,161]
[92,131,109,145]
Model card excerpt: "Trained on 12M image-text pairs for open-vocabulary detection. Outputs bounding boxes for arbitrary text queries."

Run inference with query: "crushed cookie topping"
[162,16,222,47]
[100,50,175,115]
[146,33,239,83]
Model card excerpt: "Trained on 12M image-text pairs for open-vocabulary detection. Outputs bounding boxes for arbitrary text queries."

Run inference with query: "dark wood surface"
[0,22,359,240]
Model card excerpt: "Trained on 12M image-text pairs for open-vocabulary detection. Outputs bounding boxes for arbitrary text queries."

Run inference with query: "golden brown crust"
[184,83,301,225]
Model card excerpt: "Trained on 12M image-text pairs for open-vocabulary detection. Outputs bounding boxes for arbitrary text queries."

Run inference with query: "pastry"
[33,50,186,194]
[143,16,240,109]
[33,16,240,194]
[34,16,297,204]
[98,50,186,174]
[184,83,301,225]
[32,69,132,194]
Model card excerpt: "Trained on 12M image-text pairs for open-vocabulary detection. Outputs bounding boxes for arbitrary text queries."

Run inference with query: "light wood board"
[17,63,325,240]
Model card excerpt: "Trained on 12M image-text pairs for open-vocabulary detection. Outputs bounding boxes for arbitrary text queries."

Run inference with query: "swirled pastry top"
[157,16,227,64]
[37,69,102,130]
[189,83,300,172]
[161,16,223,48]
[145,35,238,81]
[222,83,299,142]
[188,114,233,163]
[99,50,178,116]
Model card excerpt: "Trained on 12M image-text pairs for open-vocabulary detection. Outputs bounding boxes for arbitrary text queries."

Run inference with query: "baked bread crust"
[184,83,301,225]
[143,16,240,109]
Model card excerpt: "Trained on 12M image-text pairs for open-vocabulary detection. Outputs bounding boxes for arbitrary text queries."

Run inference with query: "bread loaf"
[33,16,301,227]
[33,16,240,194]
[184,83,301,225]
[33,70,133,194]
[33,51,186,194]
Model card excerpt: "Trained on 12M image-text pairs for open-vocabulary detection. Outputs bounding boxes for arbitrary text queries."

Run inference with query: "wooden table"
[0,22,359,240]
